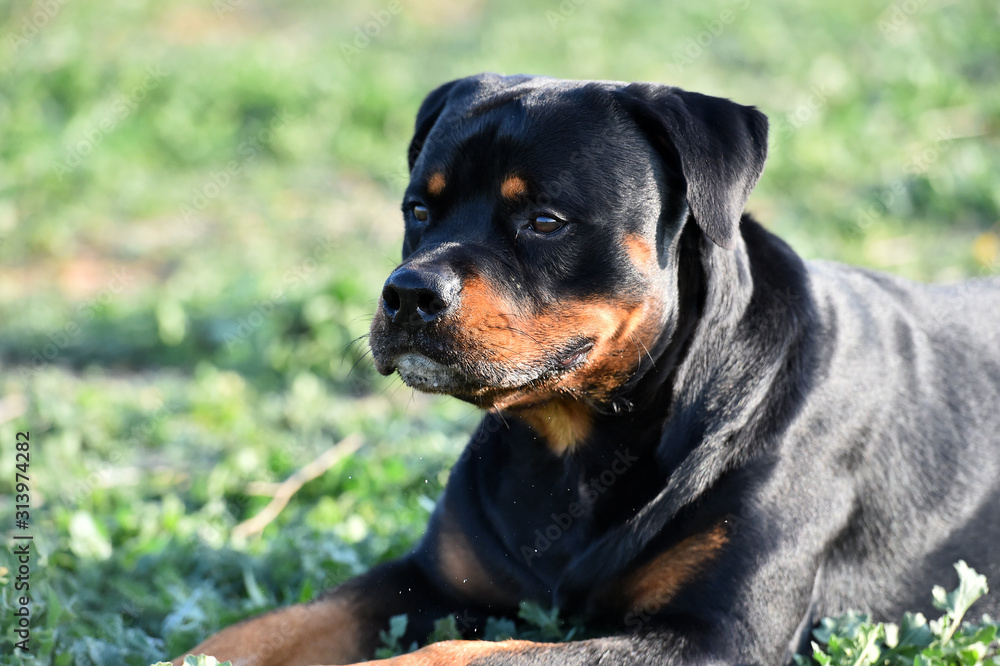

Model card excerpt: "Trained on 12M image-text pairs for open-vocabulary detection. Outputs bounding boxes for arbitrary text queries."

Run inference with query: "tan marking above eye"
[624,233,656,270]
[427,172,446,196]
[500,175,528,199]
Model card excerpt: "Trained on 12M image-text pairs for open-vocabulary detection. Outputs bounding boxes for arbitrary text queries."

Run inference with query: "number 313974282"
[15,431,30,514]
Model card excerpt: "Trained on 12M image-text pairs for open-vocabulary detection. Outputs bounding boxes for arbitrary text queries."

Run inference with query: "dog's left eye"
[412,204,429,223]
[527,215,564,235]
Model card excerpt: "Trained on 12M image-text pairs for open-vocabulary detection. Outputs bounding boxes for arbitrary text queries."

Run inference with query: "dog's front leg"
[347,633,730,666]
[170,594,366,666]
[171,556,455,666]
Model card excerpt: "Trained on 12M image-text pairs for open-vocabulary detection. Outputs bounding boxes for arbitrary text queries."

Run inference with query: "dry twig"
[232,434,363,540]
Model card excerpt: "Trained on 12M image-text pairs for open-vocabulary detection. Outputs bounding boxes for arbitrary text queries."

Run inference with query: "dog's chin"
[390,353,514,405]
[393,353,473,395]
[387,343,594,407]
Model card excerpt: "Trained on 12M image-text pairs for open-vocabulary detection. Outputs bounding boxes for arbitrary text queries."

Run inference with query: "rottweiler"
[174,74,1000,665]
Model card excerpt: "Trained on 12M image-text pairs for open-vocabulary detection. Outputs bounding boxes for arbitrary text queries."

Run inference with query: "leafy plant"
[514,601,582,642]
[425,614,463,643]
[151,656,231,666]
[372,599,587,659]
[374,614,417,659]
[796,561,999,666]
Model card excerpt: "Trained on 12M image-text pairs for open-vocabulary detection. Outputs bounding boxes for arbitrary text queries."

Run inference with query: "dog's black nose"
[381,266,460,331]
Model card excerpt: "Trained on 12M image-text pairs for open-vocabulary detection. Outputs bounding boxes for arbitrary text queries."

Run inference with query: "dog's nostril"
[382,285,401,314]
[417,291,447,317]
[381,267,459,330]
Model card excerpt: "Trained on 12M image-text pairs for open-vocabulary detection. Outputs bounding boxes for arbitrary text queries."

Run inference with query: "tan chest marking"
[517,399,593,455]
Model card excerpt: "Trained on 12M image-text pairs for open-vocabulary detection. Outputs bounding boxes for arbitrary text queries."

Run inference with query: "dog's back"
[803,259,1000,620]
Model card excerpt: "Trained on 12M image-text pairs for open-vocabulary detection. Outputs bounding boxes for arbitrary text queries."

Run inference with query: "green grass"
[0,0,998,663]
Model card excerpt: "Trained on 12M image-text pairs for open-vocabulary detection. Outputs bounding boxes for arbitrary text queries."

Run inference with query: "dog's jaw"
[393,352,467,394]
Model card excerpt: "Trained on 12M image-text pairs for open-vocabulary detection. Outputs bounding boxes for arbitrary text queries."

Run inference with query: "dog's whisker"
[342,333,371,356]
[345,350,373,378]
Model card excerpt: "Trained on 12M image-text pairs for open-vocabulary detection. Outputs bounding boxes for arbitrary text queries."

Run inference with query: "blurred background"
[0,0,998,662]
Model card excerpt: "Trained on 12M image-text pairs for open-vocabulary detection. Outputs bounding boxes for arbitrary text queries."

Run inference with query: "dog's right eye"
[412,204,429,223]
[527,215,565,235]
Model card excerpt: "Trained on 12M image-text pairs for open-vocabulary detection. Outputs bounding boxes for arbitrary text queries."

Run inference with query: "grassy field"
[1,0,998,663]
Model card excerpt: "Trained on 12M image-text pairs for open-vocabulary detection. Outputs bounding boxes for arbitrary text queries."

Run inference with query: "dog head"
[369,74,767,445]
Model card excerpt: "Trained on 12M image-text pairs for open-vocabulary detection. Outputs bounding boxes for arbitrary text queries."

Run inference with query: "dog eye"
[412,204,429,222]
[528,215,564,234]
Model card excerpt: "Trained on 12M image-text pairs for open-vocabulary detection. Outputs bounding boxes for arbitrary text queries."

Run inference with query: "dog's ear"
[615,83,768,249]
[408,73,538,172]
[407,79,462,171]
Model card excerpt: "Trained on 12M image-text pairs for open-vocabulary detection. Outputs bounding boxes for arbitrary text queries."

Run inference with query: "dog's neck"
[608,217,755,416]
[553,217,820,601]
[572,215,817,471]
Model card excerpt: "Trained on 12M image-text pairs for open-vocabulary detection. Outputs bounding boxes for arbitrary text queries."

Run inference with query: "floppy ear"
[407,79,462,171]
[615,83,769,249]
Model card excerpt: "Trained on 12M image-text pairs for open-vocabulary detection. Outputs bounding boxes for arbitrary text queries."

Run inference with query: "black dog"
[175,74,1000,665]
